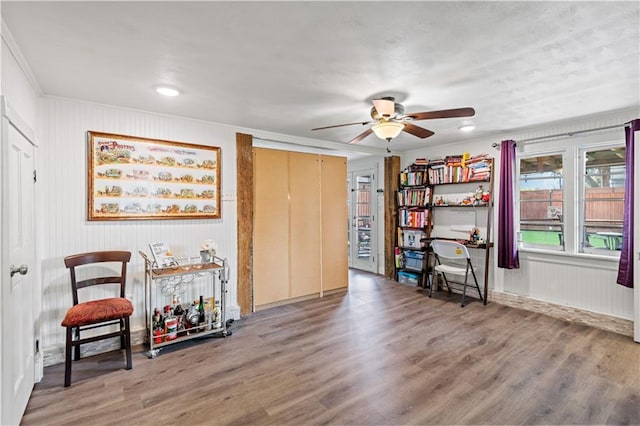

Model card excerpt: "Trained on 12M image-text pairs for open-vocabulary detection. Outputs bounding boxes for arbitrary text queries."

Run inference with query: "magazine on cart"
[148,242,177,268]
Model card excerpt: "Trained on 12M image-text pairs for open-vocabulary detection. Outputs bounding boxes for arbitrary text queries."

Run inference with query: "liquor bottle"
[198,295,205,325]
[152,307,163,344]
[213,300,221,329]
[173,301,185,337]
[186,301,199,333]
[163,305,170,341]
[206,305,213,331]
[164,305,178,341]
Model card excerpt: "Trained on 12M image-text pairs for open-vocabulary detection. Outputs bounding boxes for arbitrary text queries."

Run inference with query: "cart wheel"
[148,349,159,359]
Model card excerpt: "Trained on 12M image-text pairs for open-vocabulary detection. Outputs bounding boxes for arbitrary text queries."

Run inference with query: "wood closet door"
[253,148,290,306]
[289,152,321,297]
[321,155,348,291]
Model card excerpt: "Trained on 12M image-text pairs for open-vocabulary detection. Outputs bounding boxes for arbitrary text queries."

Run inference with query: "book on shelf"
[148,242,178,268]
[397,187,431,206]
[398,208,429,228]
[394,247,403,268]
[426,155,492,184]
[400,170,427,186]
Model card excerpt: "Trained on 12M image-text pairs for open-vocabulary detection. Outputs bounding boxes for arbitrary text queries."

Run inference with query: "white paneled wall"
[506,252,632,319]
[402,107,637,320]
[39,97,240,357]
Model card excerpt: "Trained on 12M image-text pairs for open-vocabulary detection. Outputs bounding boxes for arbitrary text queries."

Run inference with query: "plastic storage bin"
[404,250,424,271]
[397,271,420,285]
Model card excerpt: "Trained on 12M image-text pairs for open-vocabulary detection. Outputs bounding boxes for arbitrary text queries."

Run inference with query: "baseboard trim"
[44,306,242,367]
[44,329,147,367]
[489,290,633,337]
[255,287,348,312]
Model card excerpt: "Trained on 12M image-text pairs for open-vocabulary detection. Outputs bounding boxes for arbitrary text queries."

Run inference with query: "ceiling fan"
[311,97,475,144]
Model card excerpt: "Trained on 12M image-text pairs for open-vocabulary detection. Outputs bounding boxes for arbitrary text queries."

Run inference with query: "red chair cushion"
[62,297,133,327]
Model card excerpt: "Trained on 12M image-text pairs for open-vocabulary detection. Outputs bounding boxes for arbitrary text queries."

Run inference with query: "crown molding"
[2,19,44,97]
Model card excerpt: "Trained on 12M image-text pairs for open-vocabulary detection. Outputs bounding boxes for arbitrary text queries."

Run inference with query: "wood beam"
[236,133,253,315]
[384,156,400,279]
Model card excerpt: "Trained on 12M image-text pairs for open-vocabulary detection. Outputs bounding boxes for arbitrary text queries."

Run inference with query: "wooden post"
[236,133,253,315]
[384,156,400,279]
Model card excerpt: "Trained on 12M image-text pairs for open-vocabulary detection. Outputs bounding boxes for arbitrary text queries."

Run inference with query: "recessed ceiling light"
[459,124,476,132]
[156,87,180,97]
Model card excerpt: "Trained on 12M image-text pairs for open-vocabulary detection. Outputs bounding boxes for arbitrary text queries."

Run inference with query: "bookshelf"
[395,163,432,287]
[427,154,494,304]
[395,154,494,304]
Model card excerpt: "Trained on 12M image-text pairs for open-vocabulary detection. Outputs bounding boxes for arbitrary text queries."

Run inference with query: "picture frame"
[87,131,221,221]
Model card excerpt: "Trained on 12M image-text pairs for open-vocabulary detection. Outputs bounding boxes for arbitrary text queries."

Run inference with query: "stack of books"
[427,153,491,184]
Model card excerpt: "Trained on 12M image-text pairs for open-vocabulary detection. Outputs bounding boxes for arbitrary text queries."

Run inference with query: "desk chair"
[61,251,133,387]
[429,240,484,307]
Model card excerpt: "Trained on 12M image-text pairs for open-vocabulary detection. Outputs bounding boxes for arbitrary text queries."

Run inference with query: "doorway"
[1,109,37,425]
[349,168,377,273]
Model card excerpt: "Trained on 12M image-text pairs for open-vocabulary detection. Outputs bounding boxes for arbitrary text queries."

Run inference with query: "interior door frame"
[349,167,378,273]
[0,96,40,424]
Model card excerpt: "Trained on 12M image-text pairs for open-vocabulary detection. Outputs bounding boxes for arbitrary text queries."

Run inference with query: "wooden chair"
[61,251,133,387]
[429,240,484,307]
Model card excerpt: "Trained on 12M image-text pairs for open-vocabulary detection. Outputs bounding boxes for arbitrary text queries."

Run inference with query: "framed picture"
[87,131,221,221]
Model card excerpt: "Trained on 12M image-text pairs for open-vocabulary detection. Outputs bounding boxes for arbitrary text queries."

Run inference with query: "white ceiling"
[3,1,639,153]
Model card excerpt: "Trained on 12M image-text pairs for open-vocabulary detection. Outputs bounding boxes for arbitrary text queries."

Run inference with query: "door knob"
[10,264,28,277]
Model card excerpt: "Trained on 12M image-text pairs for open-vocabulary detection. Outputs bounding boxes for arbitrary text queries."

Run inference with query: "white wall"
[38,97,242,361]
[402,108,637,321]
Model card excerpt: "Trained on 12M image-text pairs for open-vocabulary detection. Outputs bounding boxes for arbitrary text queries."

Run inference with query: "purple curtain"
[498,140,520,269]
[616,119,639,287]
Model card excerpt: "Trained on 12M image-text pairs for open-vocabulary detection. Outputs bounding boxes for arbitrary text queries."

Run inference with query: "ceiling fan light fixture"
[459,124,476,132]
[372,121,405,141]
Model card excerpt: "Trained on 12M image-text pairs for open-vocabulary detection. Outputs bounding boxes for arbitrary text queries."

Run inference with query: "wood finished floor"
[23,270,640,425]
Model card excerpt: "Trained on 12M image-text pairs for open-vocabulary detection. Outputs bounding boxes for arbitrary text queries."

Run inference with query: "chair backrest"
[64,251,131,305]
[431,240,470,260]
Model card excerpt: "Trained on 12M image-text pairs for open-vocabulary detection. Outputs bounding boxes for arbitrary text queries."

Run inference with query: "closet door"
[253,148,290,305]
[253,149,349,307]
[321,155,348,291]
[289,152,321,297]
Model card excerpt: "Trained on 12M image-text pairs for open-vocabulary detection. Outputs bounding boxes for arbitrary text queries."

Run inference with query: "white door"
[1,118,36,425]
[350,169,377,272]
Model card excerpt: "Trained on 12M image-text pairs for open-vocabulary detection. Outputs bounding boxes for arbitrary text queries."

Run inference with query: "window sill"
[518,247,620,270]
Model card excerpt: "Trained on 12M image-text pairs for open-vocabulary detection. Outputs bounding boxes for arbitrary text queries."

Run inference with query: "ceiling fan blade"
[372,98,395,117]
[402,123,435,139]
[349,128,373,144]
[311,121,372,131]
[406,107,476,121]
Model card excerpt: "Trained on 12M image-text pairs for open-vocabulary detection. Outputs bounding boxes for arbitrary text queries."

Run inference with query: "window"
[580,146,625,255]
[519,154,564,251]
[517,143,626,257]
